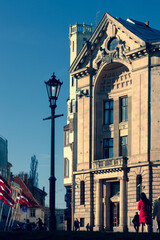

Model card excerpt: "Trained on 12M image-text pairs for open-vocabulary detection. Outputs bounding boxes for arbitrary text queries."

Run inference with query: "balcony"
[93,156,126,170]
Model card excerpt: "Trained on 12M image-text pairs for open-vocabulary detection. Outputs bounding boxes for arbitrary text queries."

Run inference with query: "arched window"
[64,158,69,177]
[80,181,85,205]
[136,175,142,201]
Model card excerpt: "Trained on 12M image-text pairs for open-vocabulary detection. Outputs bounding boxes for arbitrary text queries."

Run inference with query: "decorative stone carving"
[94,38,131,71]
[107,22,117,37]
[113,40,130,61]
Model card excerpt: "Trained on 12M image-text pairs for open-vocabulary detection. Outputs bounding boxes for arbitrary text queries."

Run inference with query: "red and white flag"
[0,176,11,195]
[0,188,15,207]
[16,192,32,207]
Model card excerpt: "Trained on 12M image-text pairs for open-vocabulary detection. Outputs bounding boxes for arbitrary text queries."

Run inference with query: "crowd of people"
[132,192,160,233]
[12,218,47,231]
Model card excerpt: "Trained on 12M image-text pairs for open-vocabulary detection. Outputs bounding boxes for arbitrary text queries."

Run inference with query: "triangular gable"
[69,12,160,74]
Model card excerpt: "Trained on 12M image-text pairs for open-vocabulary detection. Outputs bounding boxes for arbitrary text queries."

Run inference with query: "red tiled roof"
[14,176,39,207]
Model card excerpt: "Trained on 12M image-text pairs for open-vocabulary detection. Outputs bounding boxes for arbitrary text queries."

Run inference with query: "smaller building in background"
[0,135,8,179]
[14,176,45,225]
[55,209,65,231]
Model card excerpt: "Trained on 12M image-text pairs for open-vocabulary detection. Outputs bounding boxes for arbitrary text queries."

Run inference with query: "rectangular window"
[120,97,128,122]
[72,41,74,52]
[80,218,84,227]
[30,209,35,218]
[65,130,69,146]
[112,203,119,227]
[60,216,63,224]
[64,158,69,177]
[71,99,76,113]
[111,182,120,197]
[103,138,113,159]
[71,77,74,87]
[80,181,85,205]
[104,100,113,124]
[120,136,128,157]
[136,175,142,202]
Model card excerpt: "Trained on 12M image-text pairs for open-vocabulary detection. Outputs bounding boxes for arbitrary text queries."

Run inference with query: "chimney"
[145,21,149,26]
[24,174,28,185]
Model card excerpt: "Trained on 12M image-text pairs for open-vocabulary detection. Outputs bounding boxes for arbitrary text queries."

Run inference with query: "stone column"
[103,182,107,230]
[113,98,119,157]
[95,179,102,230]
[106,182,111,230]
[128,96,132,156]
[119,174,127,232]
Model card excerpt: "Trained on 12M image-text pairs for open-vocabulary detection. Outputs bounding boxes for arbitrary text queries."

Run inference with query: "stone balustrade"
[93,156,125,169]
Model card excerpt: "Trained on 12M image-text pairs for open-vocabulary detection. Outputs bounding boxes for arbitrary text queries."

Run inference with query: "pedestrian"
[86,223,90,231]
[37,218,43,230]
[153,196,160,232]
[74,218,80,231]
[138,192,152,232]
[132,212,140,232]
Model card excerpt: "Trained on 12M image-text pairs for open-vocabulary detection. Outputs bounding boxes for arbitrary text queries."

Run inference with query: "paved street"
[0,231,160,240]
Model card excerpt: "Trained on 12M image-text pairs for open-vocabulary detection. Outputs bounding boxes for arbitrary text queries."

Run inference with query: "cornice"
[126,44,160,61]
[70,67,93,79]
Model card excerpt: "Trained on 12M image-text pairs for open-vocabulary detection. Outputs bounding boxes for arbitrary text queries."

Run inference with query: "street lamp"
[44,72,63,231]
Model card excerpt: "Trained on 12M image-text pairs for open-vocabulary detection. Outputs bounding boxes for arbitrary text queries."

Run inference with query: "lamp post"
[44,72,63,231]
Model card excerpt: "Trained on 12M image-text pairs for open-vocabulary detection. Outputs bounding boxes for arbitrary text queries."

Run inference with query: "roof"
[14,176,40,207]
[33,186,47,196]
[117,17,160,43]
[69,12,160,73]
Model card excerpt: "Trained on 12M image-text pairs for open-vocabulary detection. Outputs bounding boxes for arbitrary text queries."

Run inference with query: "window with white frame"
[64,158,69,177]
[65,130,69,146]
[71,99,76,113]
[30,209,36,217]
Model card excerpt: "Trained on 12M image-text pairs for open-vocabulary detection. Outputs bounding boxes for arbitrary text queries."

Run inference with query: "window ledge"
[119,121,128,130]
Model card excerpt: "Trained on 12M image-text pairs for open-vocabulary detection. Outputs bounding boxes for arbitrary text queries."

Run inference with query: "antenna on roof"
[95,11,100,26]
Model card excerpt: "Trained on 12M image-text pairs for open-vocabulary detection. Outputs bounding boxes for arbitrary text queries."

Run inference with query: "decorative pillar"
[106,182,111,230]
[113,98,119,157]
[95,179,102,230]
[119,174,127,232]
[103,182,107,230]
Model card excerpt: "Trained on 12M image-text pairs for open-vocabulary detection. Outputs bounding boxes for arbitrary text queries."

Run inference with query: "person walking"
[138,192,152,232]
[132,212,140,233]
[74,218,80,231]
[153,196,160,232]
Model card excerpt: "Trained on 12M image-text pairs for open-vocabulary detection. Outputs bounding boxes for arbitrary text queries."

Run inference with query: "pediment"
[69,12,160,74]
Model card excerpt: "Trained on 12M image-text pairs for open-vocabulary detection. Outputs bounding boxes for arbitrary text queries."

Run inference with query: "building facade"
[0,136,8,179]
[64,23,93,230]
[64,13,160,232]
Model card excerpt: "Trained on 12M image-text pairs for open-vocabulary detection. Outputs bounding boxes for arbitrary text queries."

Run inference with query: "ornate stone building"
[64,13,160,232]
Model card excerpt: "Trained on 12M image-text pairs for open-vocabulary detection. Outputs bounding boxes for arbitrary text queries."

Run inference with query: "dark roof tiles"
[117,17,160,43]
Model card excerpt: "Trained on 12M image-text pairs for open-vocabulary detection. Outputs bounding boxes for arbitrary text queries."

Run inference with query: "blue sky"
[0,0,159,208]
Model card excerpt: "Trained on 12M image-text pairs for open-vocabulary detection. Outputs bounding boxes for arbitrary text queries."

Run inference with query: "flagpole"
[0,202,4,222]
[9,190,22,230]
[4,206,12,231]
[7,206,15,231]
